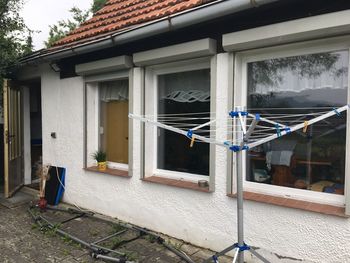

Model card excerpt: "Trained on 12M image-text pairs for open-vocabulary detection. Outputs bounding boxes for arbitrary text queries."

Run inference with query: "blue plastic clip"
[187,129,193,139]
[229,145,249,152]
[233,243,250,251]
[285,127,291,134]
[224,141,231,147]
[229,111,248,118]
[242,145,249,151]
[255,114,260,121]
[230,145,241,152]
[333,108,341,117]
[275,124,281,137]
[212,255,219,262]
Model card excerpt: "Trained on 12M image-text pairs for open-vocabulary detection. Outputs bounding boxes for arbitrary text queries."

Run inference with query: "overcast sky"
[21,0,92,51]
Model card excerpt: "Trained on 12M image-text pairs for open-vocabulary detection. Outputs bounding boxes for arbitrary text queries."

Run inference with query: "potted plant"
[92,150,107,171]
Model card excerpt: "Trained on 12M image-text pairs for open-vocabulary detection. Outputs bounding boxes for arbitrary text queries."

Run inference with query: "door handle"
[5,131,15,143]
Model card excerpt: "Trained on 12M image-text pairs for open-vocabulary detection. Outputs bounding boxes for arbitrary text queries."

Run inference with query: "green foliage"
[248,53,345,93]
[44,7,90,48]
[124,251,139,261]
[92,150,107,162]
[89,228,99,236]
[41,223,61,237]
[0,0,33,78]
[91,0,107,13]
[247,53,348,107]
[45,0,108,48]
[111,224,125,233]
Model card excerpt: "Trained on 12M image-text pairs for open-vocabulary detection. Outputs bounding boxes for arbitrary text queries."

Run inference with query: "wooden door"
[106,100,128,164]
[3,79,24,198]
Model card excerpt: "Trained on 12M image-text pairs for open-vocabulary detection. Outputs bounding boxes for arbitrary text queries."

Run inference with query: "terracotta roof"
[53,0,216,48]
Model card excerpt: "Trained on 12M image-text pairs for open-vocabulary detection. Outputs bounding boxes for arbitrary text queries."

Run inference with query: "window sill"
[227,192,348,218]
[84,166,130,178]
[142,176,210,193]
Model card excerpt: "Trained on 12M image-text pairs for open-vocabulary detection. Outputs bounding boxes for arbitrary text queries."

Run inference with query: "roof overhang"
[223,9,350,51]
[18,0,278,65]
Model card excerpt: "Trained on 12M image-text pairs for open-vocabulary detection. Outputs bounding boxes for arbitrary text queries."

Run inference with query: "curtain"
[100,79,128,102]
[158,69,210,103]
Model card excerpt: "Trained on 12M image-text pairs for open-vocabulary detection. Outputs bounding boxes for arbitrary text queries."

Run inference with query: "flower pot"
[97,161,107,171]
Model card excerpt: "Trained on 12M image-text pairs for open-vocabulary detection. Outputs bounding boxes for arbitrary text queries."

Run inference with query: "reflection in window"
[157,69,210,175]
[246,51,348,195]
[99,79,129,164]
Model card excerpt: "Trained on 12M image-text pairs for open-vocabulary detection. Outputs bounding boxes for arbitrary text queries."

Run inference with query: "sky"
[21,0,92,51]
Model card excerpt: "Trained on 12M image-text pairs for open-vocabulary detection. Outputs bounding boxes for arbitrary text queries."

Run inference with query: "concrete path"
[0,198,232,263]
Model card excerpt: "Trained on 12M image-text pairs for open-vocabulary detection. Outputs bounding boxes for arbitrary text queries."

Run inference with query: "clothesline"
[130,104,349,152]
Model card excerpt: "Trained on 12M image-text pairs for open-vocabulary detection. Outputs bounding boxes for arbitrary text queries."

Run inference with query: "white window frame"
[144,57,215,182]
[85,71,130,172]
[233,36,350,207]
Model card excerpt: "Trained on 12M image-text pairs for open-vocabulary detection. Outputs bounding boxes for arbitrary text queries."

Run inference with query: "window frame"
[233,37,350,207]
[84,70,131,172]
[144,57,216,183]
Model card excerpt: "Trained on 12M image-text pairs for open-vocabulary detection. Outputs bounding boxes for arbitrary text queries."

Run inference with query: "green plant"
[125,251,139,261]
[92,150,107,162]
[42,223,61,237]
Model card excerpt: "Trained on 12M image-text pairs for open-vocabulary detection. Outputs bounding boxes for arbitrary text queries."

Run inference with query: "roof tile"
[52,0,215,48]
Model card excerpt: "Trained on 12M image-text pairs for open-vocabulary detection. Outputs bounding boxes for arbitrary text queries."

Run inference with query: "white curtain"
[158,69,210,103]
[100,79,128,102]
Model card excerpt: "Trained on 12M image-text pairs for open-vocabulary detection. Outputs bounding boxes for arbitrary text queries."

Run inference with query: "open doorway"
[0,78,42,203]
[26,80,42,191]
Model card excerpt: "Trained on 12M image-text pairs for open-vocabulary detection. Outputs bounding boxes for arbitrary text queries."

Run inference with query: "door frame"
[3,79,24,198]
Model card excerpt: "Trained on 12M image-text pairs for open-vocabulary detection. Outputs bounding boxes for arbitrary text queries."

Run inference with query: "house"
[5,0,350,262]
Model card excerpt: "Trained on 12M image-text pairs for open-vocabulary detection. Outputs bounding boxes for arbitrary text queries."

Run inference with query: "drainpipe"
[19,0,279,64]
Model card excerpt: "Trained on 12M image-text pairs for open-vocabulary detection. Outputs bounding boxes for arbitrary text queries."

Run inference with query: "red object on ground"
[38,197,47,211]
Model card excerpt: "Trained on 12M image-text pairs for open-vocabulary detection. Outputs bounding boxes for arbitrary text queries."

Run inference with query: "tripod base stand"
[205,242,271,263]
[205,145,271,263]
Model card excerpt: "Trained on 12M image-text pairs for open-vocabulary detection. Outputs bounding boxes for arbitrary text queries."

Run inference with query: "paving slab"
[0,191,35,208]
[0,196,233,263]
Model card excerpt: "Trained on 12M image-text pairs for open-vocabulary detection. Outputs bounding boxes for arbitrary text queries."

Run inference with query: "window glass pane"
[100,79,129,164]
[157,69,210,175]
[247,51,348,195]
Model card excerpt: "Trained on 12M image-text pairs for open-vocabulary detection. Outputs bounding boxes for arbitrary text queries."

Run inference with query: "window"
[144,60,213,181]
[236,44,349,206]
[86,77,129,171]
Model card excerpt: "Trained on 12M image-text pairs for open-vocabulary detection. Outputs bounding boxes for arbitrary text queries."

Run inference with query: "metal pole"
[234,108,245,263]
[236,150,244,263]
[92,253,127,263]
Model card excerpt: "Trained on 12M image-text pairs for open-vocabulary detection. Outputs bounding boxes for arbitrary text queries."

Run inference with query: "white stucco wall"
[40,54,350,263]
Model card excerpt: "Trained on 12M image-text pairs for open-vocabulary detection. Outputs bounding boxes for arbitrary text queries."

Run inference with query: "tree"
[45,0,107,48]
[0,0,33,78]
[91,0,107,13]
[44,7,90,48]
[0,0,32,118]
[247,53,348,108]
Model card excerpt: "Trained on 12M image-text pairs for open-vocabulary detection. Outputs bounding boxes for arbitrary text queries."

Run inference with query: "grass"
[89,229,100,237]
[125,251,139,261]
[111,223,125,233]
[41,223,61,237]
